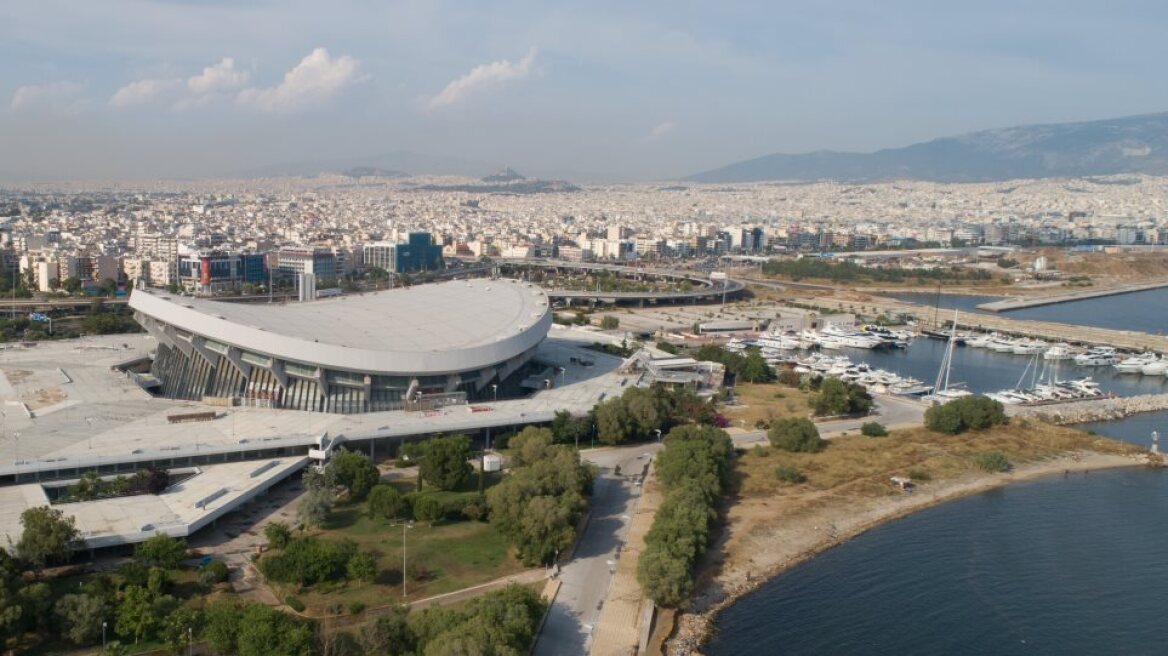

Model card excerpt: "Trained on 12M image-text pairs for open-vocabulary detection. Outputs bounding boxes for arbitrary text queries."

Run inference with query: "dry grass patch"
[724,383,813,429]
[736,420,1140,503]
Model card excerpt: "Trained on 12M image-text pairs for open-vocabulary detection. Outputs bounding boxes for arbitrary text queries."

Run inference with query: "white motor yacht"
[1074,347,1119,366]
[1012,339,1047,356]
[1115,353,1158,373]
[1141,358,1168,376]
[1043,344,1075,361]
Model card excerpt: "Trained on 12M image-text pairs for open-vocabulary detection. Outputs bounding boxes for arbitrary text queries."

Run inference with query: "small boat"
[1043,344,1075,361]
[1115,353,1158,374]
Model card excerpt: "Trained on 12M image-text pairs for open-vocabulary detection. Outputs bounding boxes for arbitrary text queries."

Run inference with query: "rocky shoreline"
[1007,392,1168,426]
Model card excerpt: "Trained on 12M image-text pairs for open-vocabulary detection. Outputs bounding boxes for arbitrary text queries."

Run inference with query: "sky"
[3,0,1168,181]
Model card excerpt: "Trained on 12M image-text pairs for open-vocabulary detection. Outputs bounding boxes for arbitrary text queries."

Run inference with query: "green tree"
[16,506,80,571]
[594,397,632,445]
[487,446,591,565]
[411,495,445,524]
[235,602,315,656]
[115,585,157,644]
[600,315,619,330]
[63,276,82,294]
[346,552,377,583]
[636,546,694,608]
[264,521,292,549]
[201,599,241,654]
[54,593,108,646]
[861,422,888,437]
[298,486,335,528]
[740,349,775,383]
[161,606,201,655]
[134,534,187,570]
[358,605,416,656]
[925,396,1008,435]
[812,377,851,416]
[328,448,381,501]
[509,426,555,467]
[367,484,408,520]
[419,436,472,491]
[767,417,823,453]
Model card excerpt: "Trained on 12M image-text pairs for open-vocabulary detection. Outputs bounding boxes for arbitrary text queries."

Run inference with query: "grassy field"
[723,383,814,429]
[271,494,527,616]
[735,419,1141,502]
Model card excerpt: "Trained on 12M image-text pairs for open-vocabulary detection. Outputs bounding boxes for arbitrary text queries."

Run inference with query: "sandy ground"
[667,450,1155,654]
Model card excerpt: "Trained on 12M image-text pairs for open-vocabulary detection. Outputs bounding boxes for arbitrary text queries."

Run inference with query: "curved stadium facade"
[129,279,553,413]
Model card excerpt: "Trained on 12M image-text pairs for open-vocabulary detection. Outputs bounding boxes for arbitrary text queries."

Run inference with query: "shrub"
[777,369,803,387]
[284,596,305,612]
[925,396,1008,435]
[349,601,366,615]
[908,469,932,481]
[774,464,806,484]
[973,451,1011,473]
[860,422,888,437]
[767,417,823,453]
[199,560,230,585]
[368,485,409,521]
[751,445,770,457]
[264,521,292,549]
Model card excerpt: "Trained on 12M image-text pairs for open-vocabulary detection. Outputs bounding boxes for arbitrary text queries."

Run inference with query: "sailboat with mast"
[922,309,972,403]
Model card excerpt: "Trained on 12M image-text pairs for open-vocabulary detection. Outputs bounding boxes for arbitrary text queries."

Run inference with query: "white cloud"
[187,57,248,94]
[428,47,537,109]
[237,48,363,113]
[10,81,87,113]
[110,77,182,108]
[639,120,678,144]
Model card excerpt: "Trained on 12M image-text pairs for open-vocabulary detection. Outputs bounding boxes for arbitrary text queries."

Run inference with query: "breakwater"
[977,281,1168,312]
[1007,392,1168,425]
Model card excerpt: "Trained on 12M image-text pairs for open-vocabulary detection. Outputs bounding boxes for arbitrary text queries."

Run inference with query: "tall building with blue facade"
[393,232,443,273]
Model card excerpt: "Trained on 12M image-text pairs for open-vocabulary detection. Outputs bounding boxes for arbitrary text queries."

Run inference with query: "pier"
[976,281,1168,312]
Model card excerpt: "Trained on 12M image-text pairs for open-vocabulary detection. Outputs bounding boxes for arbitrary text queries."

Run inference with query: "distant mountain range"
[688,111,1168,183]
[238,151,501,179]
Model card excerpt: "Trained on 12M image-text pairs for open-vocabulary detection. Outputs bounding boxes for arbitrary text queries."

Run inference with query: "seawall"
[1007,392,1168,426]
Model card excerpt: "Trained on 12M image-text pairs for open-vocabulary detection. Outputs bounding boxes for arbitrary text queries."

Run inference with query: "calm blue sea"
[706,413,1168,655]
[886,287,1168,334]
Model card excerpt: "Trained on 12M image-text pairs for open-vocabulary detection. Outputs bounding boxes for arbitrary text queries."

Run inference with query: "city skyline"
[4,1,1168,181]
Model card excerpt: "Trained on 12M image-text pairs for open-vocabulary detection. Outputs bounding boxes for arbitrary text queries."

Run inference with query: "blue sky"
[2,0,1167,180]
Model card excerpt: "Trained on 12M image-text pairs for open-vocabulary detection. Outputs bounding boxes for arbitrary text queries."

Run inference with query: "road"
[535,443,661,656]
[533,393,925,656]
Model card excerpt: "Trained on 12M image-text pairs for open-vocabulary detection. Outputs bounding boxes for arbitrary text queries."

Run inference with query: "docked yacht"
[1074,347,1119,366]
[815,325,885,349]
[1043,344,1076,361]
[1141,357,1168,376]
[1012,339,1047,356]
[1115,353,1158,374]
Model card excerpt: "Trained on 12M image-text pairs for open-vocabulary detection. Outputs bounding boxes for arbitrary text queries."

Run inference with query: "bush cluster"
[592,385,720,446]
[774,463,807,484]
[861,422,888,437]
[809,376,873,417]
[636,425,733,608]
[768,417,824,453]
[694,344,775,384]
[924,396,1008,435]
[258,536,375,587]
[973,451,1012,473]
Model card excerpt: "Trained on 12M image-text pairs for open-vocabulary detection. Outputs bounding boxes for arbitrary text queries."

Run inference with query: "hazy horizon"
[4,1,1168,181]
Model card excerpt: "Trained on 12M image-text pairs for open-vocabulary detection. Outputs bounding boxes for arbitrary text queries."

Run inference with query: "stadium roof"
[130,279,552,375]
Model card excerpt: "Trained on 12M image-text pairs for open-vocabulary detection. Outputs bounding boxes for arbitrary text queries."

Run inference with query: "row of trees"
[593,385,722,446]
[636,425,734,607]
[0,530,220,652]
[344,583,546,656]
[694,343,775,384]
[258,534,376,587]
[761,258,993,284]
[486,427,594,565]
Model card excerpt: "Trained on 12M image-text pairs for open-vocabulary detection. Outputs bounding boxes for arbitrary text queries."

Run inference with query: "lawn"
[723,382,814,430]
[271,500,527,616]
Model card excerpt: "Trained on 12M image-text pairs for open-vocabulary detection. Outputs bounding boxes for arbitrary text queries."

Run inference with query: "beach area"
[664,429,1154,654]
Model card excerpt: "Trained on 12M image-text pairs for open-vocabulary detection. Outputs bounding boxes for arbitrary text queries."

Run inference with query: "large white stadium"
[129,278,553,413]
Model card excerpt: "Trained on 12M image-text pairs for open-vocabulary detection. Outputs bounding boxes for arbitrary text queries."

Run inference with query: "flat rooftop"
[0,327,633,479]
[133,278,549,353]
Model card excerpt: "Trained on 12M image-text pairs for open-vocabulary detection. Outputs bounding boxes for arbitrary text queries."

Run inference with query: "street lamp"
[655,429,662,442]
[558,366,566,387]
[188,626,193,656]
[491,384,498,402]
[102,621,107,649]
[401,521,415,598]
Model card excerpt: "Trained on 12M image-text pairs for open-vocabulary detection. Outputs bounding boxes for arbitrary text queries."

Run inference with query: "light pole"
[491,384,498,402]
[401,521,414,598]
[558,366,566,387]
[655,429,662,442]
[102,621,107,649]
[188,626,193,656]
